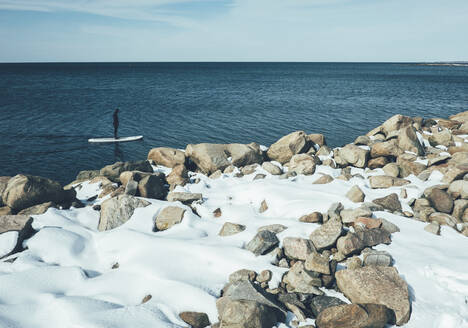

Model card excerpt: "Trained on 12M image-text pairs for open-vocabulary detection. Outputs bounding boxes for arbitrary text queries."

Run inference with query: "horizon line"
[1,60,467,64]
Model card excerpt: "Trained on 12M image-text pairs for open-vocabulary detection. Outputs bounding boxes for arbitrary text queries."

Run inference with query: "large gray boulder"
[335,266,411,326]
[185,143,263,175]
[98,195,150,231]
[266,131,310,164]
[100,161,153,182]
[147,147,186,168]
[2,174,72,212]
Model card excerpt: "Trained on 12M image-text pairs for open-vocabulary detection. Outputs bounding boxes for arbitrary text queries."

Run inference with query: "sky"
[0,0,467,62]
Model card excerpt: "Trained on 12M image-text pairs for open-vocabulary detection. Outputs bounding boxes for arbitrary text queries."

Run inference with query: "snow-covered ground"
[0,163,467,328]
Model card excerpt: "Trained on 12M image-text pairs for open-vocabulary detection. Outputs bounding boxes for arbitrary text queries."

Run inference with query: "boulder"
[283,261,323,295]
[17,201,56,215]
[119,170,153,187]
[186,143,263,175]
[299,212,322,223]
[428,212,457,228]
[267,131,310,164]
[315,303,392,328]
[221,280,286,319]
[155,206,186,231]
[283,237,315,260]
[309,219,343,250]
[179,312,210,328]
[380,114,413,137]
[335,144,369,168]
[147,147,186,168]
[261,162,282,175]
[138,173,167,199]
[382,163,400,178]
[346,186,365,203]
[424,222,440,235]
[428,130,454,147]
[124,180,138,196]
[372,193,402,212]
[98,195,150,231]
[100,161,153,182]
[448,180,468,199]
[442,163,468,183]
[354,217,382,230]
[397,126,425,155]
[246,230,279,256]
[0,176,11,207]
[257,224,288,234]
[166,164,189,188]
[0,215,36,257]
[427,188,454,214]
[335,266,411,325]
[397,158,427,178]
[289,154,316,175]
[219,222,246,236]
[370,140,402,158]
[308,133,327,146]
[167,192,203,204]
[309,296,346,317]
[354,135,372,146]
[336,233,365,256]
[452,199,468,221]
[216,298,280,328]
[327,202,344,221]
[229,269,257,283]
[305,252,330,274]
[241,164,259,175]
[367,157,388,169]
[340,207,372,225]
[313,174,334,184]
[3,174,71,212]
[369,175,410,189]
[75,170,100,182]
[363,250,393,267]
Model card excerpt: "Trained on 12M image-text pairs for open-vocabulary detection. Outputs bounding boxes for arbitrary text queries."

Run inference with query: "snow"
[0,231,18,258]
[0,164,467,328]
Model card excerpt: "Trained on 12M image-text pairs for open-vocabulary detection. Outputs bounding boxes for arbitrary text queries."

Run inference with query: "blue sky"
[1,0,467,62]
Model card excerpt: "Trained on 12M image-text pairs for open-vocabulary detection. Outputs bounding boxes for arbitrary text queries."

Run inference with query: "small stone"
[382,163,400,177]
[313,174,334,184]
[253,173,266,180]
[259,200,268,213]
[278,258,289,268]
[141,294,152,304]
[340,207,372,225]
[299,212,322,223]
[363,250,393,267]
[424,222,441,235]
[246,230,279,256]
[372,193,402,212]
[167,192,203,204]
[229,269,257,283]
[213,208,222,217]
[369,175,410,189]
[346,256,362,270]
[257,224,287,234]
[256,270,272,283]
[346,185,365,203]
[209,170,223,179]
[262,162,283,175]
[327,202,344,221]
[179,312,210,328]
[219,222,246,236]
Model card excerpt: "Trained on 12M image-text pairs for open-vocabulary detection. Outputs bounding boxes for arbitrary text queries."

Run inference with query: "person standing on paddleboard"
[113,108,119,139]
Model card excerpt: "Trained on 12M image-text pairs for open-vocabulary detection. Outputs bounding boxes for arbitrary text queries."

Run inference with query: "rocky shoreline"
[1,110,468,328]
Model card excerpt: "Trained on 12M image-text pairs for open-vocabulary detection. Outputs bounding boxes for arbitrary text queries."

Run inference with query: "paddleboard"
[88,136,143,143]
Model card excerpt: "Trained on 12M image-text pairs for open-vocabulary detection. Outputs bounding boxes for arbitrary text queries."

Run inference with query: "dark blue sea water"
[1,63,467,184]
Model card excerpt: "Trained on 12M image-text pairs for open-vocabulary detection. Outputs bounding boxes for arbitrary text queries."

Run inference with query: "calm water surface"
[1,62,467,184]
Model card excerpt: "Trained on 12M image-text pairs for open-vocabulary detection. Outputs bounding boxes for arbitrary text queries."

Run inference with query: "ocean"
[1,62,467,184]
